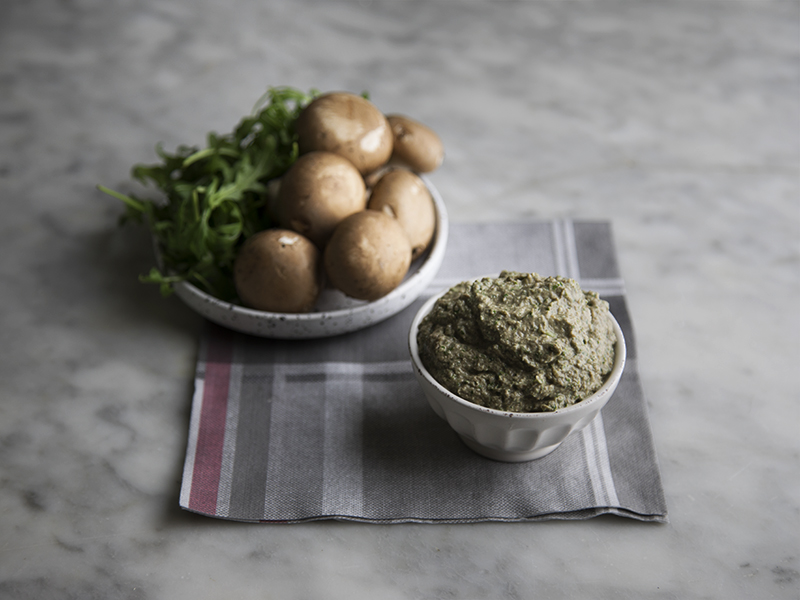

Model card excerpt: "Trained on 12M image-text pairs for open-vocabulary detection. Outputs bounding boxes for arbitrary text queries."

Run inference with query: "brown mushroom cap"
[296,92,393,175]
[323,210,412,301]
[367,169,436,261]
[386,114,444,173]
[275,151,367,248]
[233,229,321,313]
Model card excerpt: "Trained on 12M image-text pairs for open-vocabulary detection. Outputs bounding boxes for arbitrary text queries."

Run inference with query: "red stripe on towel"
[189,324,235,515]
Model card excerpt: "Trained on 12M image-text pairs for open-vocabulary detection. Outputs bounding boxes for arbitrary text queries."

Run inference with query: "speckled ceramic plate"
[170,175,449,339]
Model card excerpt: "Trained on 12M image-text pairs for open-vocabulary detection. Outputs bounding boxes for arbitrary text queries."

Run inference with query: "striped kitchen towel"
[179,220,668,523]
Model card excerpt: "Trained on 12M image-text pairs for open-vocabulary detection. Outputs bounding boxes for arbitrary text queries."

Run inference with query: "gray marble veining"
[1,0,798,598]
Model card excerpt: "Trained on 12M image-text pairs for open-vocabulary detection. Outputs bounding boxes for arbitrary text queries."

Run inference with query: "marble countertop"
[2,1,798,598]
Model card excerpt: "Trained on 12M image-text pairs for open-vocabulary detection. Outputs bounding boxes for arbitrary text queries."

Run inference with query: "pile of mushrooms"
[233,92,444,313]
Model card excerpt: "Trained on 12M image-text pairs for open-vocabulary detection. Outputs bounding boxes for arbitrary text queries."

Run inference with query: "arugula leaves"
[98,86,317,301]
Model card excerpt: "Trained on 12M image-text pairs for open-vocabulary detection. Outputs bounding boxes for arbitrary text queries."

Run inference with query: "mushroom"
[275,151,367,248]
[386,114,444,173]
[367,169,436,261]
[296,92,393,175]
[233,229,321,313]
[324,210,412,301]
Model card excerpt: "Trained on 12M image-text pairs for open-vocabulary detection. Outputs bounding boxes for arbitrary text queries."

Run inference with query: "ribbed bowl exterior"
[408,289,626,462]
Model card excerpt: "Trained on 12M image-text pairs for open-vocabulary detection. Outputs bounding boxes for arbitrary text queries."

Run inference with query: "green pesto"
[417,271,617,413]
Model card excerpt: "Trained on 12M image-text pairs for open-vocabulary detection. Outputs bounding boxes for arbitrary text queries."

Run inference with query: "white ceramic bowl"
[408,288,627,462]
[168,175,448,339]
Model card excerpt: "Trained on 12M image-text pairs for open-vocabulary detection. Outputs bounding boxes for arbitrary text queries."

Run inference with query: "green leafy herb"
[98,86,318,301]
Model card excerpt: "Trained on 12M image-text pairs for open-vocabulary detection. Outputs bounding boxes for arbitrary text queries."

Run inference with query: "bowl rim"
[170,173,449,322]
[408,280,627,420]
